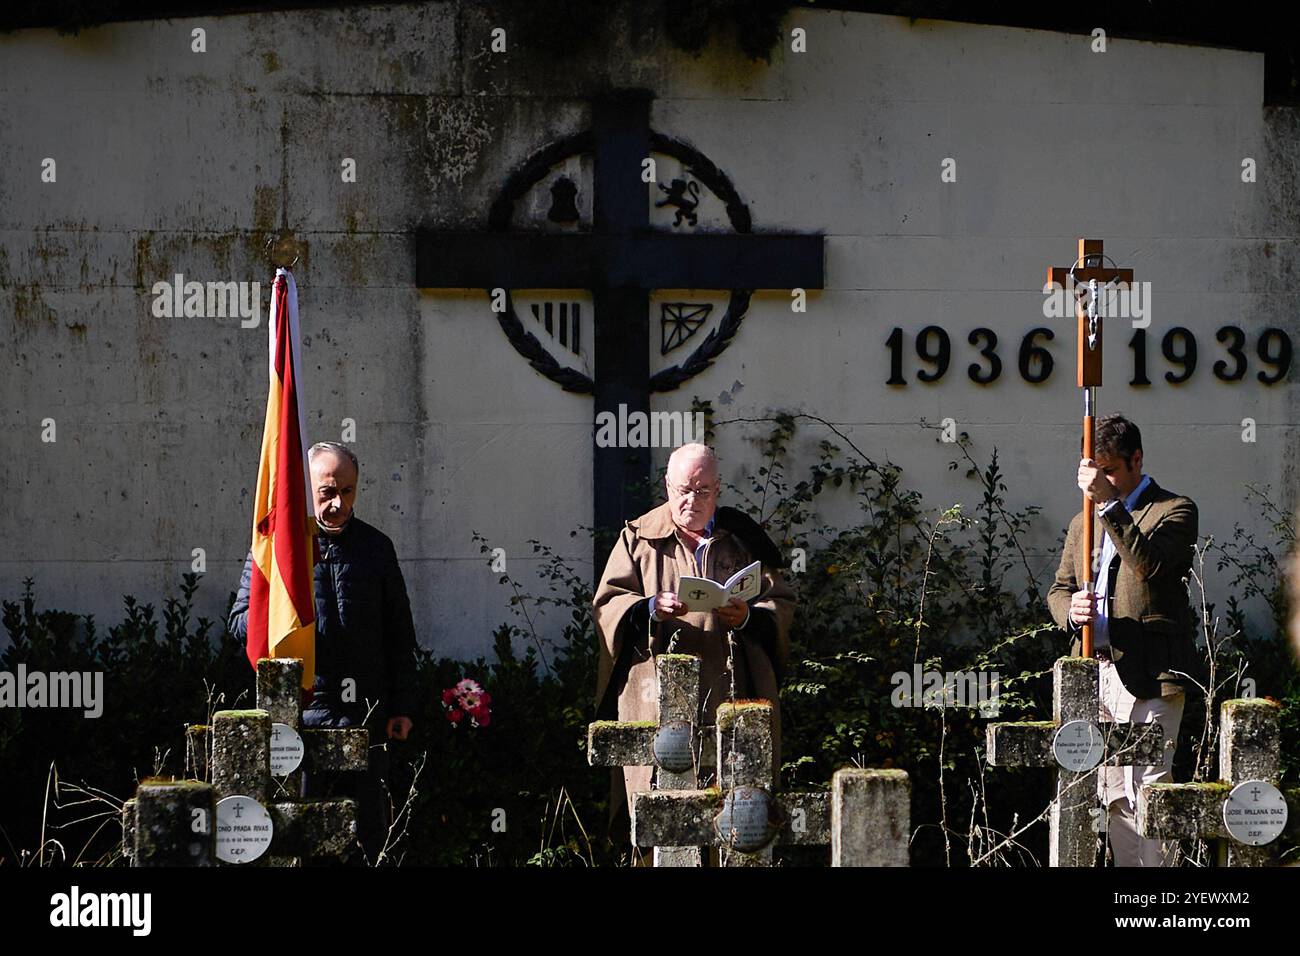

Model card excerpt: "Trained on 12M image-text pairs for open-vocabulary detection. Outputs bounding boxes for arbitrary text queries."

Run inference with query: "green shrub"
[3,416,1296,866]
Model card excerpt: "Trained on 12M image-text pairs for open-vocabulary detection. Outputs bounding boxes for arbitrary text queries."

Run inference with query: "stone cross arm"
[634,787,829,848]
[1139,781,1232,840]
[631,697,910,866]
[417,231,824,291]
[270,796,360,859]
[632,768,910,866]
[125,779,215,867]
[587,720,658,767]
[187,722,369,779]
[987,719,1165,767]
[1136,698,1295,865]
[1140,782,1300,842]
[587,653,703,771]
[124,778,359,866]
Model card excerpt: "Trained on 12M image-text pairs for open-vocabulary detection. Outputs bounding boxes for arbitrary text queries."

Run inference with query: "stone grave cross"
[986,656,1165,866]
[631,699,911,866]
[587,653,709,866]
[1138,697,1298,866]
[123,658,369,866]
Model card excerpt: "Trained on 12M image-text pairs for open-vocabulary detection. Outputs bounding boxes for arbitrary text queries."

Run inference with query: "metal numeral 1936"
[886,326,1054,385]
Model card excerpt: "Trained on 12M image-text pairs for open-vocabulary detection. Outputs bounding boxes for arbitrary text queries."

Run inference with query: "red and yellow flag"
[245,268,315,688]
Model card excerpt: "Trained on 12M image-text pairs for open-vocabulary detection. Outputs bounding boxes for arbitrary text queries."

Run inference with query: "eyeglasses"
[668,481,717,501]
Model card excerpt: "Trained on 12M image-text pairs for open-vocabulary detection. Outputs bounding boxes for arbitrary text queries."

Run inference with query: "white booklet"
[677,560,762,612]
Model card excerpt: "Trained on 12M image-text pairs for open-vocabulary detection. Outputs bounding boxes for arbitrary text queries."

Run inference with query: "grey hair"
[668,442,717,470]
[309,441,360,475]
[667,443,718,486]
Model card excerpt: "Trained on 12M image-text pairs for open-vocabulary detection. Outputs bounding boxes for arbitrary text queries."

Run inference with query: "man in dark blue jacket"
[229,441,418,863]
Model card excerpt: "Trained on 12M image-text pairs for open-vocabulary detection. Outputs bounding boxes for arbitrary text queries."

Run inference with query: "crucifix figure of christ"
[1047,238,1133,659]
[416,88,825,570]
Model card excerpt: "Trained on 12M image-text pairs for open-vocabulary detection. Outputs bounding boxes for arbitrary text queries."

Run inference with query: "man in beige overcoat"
[593,443,795,851]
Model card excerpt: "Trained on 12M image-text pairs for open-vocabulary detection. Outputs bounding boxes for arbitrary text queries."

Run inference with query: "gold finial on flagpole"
[264,231,302,270]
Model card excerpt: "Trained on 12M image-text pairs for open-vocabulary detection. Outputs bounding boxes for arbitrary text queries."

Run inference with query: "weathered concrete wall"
[1,4,1296,659]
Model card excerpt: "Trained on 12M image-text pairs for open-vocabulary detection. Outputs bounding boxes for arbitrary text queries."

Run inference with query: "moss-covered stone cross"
[122,658,369,866]
[631,699,911,866]
[986,656,1166,866]
[587,653,705,866]
[1138,697,1299,866]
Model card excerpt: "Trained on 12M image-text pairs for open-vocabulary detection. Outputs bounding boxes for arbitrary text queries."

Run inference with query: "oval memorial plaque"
[1052,719,1105,772]
[270,722,305,777]
[215,795,274,864]
[652,720,695,774]
[713,785,776,853]
[1222,779,1288,846]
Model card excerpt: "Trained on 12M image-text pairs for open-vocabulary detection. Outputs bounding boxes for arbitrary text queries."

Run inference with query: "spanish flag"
[245,268,315,688]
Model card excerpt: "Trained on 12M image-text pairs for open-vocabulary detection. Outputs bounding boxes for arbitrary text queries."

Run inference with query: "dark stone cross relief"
[416,89,825,567]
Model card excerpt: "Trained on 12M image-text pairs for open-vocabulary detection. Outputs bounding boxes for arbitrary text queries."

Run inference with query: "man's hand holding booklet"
[676,560,762,612]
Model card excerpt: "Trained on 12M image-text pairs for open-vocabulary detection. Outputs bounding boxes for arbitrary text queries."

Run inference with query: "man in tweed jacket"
[1048,414,1200,866]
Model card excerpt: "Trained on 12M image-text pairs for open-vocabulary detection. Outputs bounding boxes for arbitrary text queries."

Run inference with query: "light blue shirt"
[1091,474,1152,651]
[689,516,716,574]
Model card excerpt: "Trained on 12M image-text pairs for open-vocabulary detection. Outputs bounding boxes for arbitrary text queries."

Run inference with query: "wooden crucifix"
[1047,239,1133,658]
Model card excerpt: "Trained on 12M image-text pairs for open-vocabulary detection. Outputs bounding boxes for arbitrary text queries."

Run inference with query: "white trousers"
[1097,659,1184,867]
